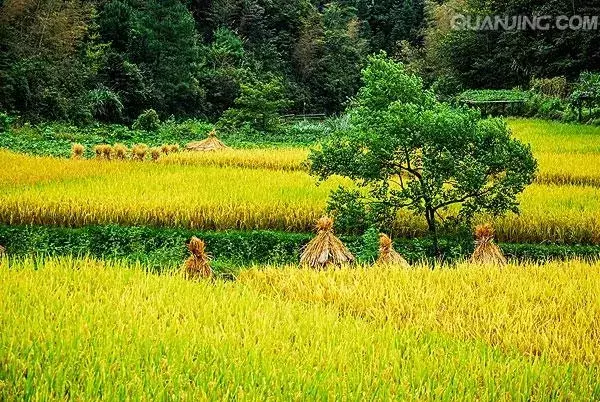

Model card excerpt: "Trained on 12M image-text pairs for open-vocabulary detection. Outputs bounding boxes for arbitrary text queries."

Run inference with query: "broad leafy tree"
[309,54,537,255]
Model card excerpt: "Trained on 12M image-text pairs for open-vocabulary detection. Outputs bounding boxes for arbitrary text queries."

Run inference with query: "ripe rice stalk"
[160,144,171,155]
[470,224,507,265]
[113,143,128,160]
[300,217,354,269]
[184,236,213,279]
[376,234,409,267]
[71,143,85,159]
[150,147,161,162]
[186,130,228,152]
[169,144,180,153]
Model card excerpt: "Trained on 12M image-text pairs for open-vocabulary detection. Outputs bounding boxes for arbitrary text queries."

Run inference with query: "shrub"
[132,109,161,132]
[88,88,124,123]
[357,226,380,264]
[0,112,12,133]
[573,72,600,101]
[431,75,463,101]
[217,76,292,134]
[282,121,327,144]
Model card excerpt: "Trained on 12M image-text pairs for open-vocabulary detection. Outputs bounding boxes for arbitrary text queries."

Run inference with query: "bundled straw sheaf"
[376,234,409,267]
[0,244,5,257]
[93,145,104,159]
[184,236,213,279]
[300,217,354,269]
[71,143,85,159]
[150,147,161,161]
[113,143,128,160]
[470,223,507,265]
[186,130,228,152]
[131,144,149,161]
[102,145,114,160]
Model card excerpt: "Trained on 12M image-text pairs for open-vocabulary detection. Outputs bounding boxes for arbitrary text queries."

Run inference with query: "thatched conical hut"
[184,236,213,279]
[300,217,354,269]
[376,234,409,267]
[185,130,228,152]
[470,224,507,265]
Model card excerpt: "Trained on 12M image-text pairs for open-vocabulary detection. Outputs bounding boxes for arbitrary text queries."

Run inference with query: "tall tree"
[310,54,537,255]
[0,0,101,121]
[98,0,205,119]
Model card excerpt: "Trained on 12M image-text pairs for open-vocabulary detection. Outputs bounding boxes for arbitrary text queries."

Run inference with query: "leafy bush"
[357,226,380,264]
[572,72,600,101]
[1,224,599,268]
[217,77,292,134]
[457,89,529,103]
[88,88,124,123]
[0,112,12,133]
[281,121,328,143]
[431,75,463,101]
[523,94,568,120]
[132,109,161,132]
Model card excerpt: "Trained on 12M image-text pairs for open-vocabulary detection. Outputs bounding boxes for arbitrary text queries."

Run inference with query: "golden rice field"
[509,119,600,187]
[1,119,600,243]
[2,149,600,243]
[165,120,600,188]
[1,256,600,400]
[160,147,308,171]
[145,120,600,188]
[242,260,600,364]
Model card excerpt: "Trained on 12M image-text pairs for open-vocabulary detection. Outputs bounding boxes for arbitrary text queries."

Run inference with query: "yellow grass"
[1,256,600,399]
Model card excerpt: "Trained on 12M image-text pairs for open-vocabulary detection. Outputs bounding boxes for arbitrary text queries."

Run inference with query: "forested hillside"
[0,0,598,124]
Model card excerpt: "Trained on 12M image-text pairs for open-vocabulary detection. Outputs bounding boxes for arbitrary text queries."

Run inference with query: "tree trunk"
[425,207,440,260]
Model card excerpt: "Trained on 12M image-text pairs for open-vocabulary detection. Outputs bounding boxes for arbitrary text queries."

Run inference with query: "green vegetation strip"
[1,225,599,273]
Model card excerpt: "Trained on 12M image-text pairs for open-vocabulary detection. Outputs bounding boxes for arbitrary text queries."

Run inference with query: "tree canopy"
[0,0,598,123]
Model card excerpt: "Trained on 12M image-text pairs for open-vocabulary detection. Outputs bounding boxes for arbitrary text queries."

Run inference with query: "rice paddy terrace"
[2,119,600,244]
[2,119,600,399]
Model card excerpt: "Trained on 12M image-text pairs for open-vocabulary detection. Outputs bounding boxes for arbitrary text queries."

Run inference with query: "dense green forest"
[0,0,598,124]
